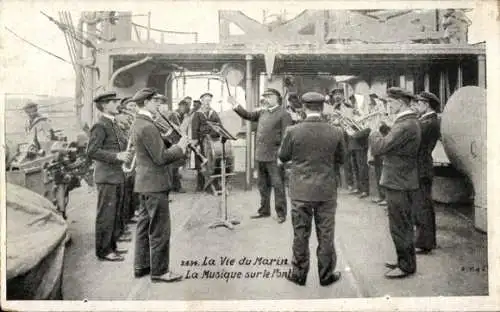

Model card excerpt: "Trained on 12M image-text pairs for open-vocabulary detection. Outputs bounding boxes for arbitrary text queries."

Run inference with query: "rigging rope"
[4,26,71,64]
[58,11,87,91]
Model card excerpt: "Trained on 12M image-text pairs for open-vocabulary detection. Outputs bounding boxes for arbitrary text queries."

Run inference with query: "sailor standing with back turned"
[278,92,344,286]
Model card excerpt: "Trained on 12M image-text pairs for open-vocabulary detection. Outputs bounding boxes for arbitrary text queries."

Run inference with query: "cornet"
[329,111,364,136]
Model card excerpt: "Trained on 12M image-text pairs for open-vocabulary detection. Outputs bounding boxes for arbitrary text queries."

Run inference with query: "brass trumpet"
[330,111,364,136]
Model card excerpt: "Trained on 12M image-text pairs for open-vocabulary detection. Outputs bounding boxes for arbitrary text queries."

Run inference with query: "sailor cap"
[94,91,121,103]
[416,91,441,112]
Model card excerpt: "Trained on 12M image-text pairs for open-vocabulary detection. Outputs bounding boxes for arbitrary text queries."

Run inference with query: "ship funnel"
[440,86,487,232]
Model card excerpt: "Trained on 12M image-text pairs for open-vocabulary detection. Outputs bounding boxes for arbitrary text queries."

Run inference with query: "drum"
[202,135,234,177]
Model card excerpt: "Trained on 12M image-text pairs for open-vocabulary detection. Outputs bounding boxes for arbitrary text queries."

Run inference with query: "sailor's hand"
[277,158,284,167]
[117,151,133,163]
[176,136,190,153]
[227,96,239,109]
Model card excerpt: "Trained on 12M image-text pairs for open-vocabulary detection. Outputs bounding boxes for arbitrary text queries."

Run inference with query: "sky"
[0,1,496,98]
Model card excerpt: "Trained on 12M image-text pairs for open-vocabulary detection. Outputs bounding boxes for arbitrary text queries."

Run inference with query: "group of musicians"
[86,87,233,282]
[280,86,440,283]
[82,80,440,285]
[229,84,440,285]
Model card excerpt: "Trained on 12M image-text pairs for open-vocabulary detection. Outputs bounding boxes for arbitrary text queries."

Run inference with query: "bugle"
[155,110,209,170]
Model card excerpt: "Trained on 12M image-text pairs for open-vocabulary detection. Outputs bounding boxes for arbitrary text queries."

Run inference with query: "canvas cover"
[6,183,68,300]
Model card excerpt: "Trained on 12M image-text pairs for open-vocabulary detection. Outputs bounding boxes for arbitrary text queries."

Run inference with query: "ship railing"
[131,22,199,44]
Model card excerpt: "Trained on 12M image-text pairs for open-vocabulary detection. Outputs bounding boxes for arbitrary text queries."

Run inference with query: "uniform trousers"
[373,156,385,200]
[171,167,183,191]
[196,139,207,191]
[290,199,337,283]
[385,188,418,274]
[134,192,171,276]
[95,183,124,258]
[352,148,369,194]
[121,176,135,226]
[257,161,287,219]
[414,177,437,250]
[343,150,354,188]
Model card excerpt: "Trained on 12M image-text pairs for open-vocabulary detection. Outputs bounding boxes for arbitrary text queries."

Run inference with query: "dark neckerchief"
[28,114,48,131]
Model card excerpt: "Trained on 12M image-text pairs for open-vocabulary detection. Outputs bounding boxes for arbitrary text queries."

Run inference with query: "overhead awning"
[104,41,485,76]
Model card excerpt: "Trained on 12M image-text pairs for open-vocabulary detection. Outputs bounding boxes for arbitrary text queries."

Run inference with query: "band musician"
[158,94,186,193]
[229,88,292,223]
[86,91,133,262]
[369,87,421,279]
[191,92,223,192]
[412,91,442,254]
[286,92,305,124]
[349,94,370,199]
[366,94,389,206]
[130,88,190,282]
[118,97,140,224]
[329,87,356,191]
[278,92,344,286]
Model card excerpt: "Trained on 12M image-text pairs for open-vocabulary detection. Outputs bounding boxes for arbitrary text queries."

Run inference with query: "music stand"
[205,121,240,230]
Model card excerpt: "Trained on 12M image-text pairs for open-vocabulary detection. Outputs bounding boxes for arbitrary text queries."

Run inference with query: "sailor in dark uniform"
[190,99,202,115]
[369,87,421,278]
[412,91,441,254]
[87,91,133,262]
[229,88,292,223]
[329,87,355,191]
[286,92,305,124]
[130,88,189,282]
[191,93,223,191]
[118,97,139,224]
[278,92,344,286]
[158,94,186,193]
[175,99,190,125]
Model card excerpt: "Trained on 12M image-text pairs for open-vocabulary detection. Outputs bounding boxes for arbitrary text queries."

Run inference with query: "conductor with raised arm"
[229,88,292,223]
[131,88,190,282]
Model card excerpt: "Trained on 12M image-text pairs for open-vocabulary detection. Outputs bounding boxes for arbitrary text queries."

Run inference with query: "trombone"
[154,109,209,171]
